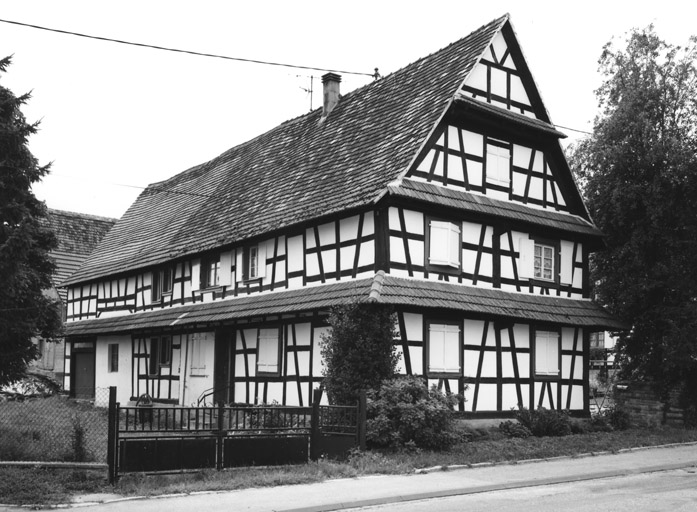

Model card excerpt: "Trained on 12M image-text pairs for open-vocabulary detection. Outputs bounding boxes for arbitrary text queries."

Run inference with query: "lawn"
[2,423,697,508]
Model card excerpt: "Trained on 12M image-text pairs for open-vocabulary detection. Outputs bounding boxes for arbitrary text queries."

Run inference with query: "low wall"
[614,381,684,427]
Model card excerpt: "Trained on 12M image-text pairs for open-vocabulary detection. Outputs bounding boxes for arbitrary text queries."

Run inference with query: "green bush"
[498,420,532,438]
[366,376,462,450]
[514,406,572,437]
[590,405,631,431]
[320,303,399,405]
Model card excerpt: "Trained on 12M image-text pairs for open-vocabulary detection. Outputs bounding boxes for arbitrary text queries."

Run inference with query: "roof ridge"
[48,208,117,223]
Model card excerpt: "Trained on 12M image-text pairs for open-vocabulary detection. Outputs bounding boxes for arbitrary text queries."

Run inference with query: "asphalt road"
[346,468,697,512]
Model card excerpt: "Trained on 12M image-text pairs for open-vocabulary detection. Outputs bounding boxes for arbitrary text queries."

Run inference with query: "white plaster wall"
[94,334,132,404]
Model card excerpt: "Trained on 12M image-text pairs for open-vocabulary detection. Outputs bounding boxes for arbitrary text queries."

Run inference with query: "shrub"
[514,406,572,437]
[593,405,631,431]
[320,303,399,405]
[366,375,462,450]
[498,420,532,438]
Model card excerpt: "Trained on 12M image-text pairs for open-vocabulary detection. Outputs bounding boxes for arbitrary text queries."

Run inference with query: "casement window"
[108,344,119,373]
[534,243,555,281]
[428,220,461,269]
[427,322,461,376]
[485,140,511,185]
[149,336,172,375]
[237,244,267,282]
[256,327,281,375]
[535,330,560,377]
[590,331,605,349]
[201,254,221,289]
[152,266,174,302]
[519,237,557,282]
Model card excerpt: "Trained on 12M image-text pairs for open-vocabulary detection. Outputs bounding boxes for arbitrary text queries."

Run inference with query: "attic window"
[152,266,174,302]
[241,244,266,281]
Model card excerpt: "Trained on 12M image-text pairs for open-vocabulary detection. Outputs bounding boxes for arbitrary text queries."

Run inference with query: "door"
[72,344,95,399]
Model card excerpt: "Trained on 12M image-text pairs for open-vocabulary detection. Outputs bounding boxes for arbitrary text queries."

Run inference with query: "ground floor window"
[257,327,281,375]
[427,322,461,376]
[534,329,559,377]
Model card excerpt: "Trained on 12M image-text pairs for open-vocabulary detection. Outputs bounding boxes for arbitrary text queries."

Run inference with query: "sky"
[1,1,694,219]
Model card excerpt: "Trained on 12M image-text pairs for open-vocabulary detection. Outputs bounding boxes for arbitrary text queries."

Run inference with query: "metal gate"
[106,388,366,482]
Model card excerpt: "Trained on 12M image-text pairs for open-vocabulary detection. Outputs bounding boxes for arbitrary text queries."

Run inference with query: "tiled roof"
[43,209,116,300]
[65,272,625,336]
[63,15,510,286]
[388,179,603,239]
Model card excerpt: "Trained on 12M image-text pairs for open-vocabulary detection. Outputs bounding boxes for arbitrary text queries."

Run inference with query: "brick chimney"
[321,72,341,118]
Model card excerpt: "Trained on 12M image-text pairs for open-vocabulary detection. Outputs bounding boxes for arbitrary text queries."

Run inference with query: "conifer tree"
[0,56,61,386]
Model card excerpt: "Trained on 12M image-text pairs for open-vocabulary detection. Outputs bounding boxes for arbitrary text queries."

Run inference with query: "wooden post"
[310,388,322,461]
[357,390,367,451]
[107,386,117,484]
[216,401,225,470]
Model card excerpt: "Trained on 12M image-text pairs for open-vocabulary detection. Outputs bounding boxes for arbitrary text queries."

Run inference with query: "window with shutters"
[534,330,559,377]
[427,219,461,271]
[201,254,221,289]
[152,266,174,302]
[518,236,558,284]
[257,327,281,376]
[427,322,461,376]
[190,334,208,375]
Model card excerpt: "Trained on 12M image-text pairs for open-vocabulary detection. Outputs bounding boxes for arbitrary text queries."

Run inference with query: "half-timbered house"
[62,14,623,416]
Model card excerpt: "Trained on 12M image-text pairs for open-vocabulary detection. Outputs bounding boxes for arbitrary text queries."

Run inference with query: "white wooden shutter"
[518,236,535,279]
[428,324,460,373]
[449,224,461,267]
[255,243,267,278]
[535,331,559,375]
[559,240,574,285]
[257,328,279,373]
[219,250,233,286]
[429,221,449,265]
[190,259,201,291]
[235,249,244,282]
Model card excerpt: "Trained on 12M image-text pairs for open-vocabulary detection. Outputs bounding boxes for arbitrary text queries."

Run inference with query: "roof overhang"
[65,272,626,337]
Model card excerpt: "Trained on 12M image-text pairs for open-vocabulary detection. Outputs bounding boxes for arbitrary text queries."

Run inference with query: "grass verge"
[2,424,697,508]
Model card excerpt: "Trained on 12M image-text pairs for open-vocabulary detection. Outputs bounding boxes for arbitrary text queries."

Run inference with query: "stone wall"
[614,381,684,427]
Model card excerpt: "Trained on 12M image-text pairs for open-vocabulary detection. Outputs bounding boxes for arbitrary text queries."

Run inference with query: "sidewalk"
[13,443,697,512]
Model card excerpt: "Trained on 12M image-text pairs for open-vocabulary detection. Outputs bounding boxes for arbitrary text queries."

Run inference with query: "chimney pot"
[321,72,342,118]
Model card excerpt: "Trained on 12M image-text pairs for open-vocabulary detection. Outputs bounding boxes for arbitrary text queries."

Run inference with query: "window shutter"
[559,240,574,285]
[449,223,461,268]
[255,243,267,278]
[428,325,446,372]
[518,237,535,279]
[444,325,461,373]
[190,259,201,291]
[219,250,233,286]
[429,221,450,265]
[144,272,159,304]
[535,331,559,375]
[257,328,279,373]
[236,250,245,282]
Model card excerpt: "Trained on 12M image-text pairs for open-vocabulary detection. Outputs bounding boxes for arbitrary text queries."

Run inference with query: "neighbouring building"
[61,15,624,415]
[31,209,115,388]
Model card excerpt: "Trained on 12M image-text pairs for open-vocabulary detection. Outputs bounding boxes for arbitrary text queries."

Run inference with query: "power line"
[0,17,376,78]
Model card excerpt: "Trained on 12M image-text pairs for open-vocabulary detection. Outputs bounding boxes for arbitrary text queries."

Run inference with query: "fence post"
[310,388,322,461]
[107,386,117,484]
[216,401,225,470]
[357,390,367,451]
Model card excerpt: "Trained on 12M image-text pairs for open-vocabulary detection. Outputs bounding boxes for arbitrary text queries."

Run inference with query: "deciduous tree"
[0,56,61,386]
[570,28,697,408]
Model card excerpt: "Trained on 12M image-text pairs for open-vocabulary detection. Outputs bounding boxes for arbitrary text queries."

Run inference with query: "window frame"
[108,343,119,373]
[256,326,282,376]
[200,254,221,289]
[243,244,266,281]
[152,266,174,302]
[533,328,560,379]
[148,335,172,376]
[425,217,462,273]
[426,320,462,378]
[534,242,556,282]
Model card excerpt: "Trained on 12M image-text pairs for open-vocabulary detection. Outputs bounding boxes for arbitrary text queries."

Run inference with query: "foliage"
[320,302,399,405]
[366,375,462,450]
[498,420,532,438]
[510,406,572,437]
[0,56,62,386]
[569,27,697,403]
[589,405,631,432]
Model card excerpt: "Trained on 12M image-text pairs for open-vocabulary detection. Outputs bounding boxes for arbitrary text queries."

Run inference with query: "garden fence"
[0,387,111,464]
